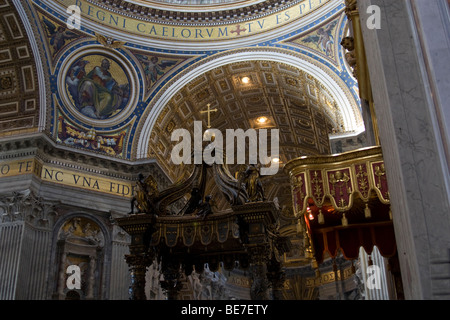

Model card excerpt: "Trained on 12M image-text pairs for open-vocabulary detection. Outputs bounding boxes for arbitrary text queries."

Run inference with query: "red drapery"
[311,221,396,263]
[304,198,396,263]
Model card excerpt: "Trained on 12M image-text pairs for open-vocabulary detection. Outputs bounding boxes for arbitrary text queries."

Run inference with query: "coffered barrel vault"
[147,59,351,180]
[137,49,363,160]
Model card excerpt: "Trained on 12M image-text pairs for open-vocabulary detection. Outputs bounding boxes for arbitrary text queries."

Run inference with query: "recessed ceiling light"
[203,129,216,142]
[256,116,268,124]
[241,76,250,84]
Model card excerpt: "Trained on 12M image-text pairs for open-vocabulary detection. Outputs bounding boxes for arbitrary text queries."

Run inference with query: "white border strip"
[13,0,47,131]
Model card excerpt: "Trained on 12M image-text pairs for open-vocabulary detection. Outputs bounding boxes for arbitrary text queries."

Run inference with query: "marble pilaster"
[358,0,450,299]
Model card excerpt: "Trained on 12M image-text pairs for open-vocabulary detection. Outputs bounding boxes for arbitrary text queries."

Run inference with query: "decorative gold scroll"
[284,146,389,216]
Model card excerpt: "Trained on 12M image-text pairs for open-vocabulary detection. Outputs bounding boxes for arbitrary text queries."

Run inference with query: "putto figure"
[42,16,78,56]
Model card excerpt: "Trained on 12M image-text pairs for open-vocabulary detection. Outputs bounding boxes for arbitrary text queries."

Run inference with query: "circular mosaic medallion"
[59,47,138,127]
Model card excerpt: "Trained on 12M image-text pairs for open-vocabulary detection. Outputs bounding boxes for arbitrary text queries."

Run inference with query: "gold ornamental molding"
[284,146,389,215]
[53,0,330,41]
[304,264,354,287]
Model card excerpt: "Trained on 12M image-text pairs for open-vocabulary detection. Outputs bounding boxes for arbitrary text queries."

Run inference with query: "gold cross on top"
[200,103,218,128]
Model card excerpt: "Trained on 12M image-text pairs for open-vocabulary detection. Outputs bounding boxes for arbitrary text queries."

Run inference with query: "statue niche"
[55,217,105,300]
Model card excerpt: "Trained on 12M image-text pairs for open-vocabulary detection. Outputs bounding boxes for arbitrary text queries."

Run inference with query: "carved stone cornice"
[0,133,172,189]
